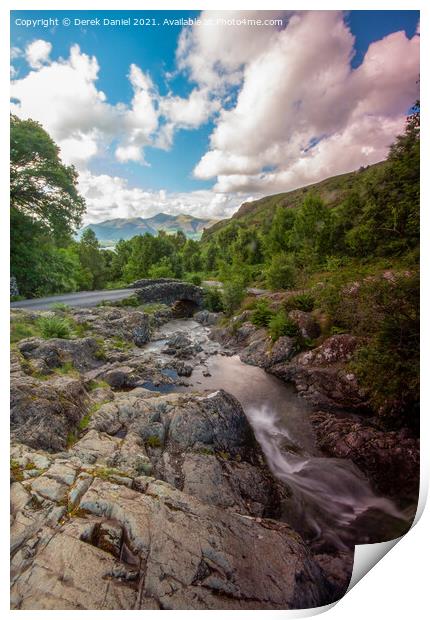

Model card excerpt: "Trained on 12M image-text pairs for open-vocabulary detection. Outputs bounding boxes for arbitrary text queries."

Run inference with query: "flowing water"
[142,319,413,550]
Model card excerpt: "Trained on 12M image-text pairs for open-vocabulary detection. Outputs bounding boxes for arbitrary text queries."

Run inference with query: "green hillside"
[203,162,386,239]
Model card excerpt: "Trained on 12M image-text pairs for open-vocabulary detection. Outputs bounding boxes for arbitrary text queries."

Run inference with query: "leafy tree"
[265,252,296,290]
[10,115,85,241]
[77,229,106,290]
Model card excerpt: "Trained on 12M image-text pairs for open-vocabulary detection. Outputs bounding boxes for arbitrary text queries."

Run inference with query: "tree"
[10,115,85,242]
[77,229,106,290]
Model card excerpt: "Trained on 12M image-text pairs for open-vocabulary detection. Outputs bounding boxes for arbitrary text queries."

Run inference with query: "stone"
[18,337,103,373]
[10,369,89,452]
[194,310,222,326]
[288,310,321,340]
[310,411,420,498]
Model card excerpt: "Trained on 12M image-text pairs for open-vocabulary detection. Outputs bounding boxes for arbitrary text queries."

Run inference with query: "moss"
[54,361,79,377]
[110,337,132,351]
[10,459,24,481]
[146,435,162,448]
[87,379,110,391]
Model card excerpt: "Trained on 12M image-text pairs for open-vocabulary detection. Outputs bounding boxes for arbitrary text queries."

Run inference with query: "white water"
[143,319,412,550]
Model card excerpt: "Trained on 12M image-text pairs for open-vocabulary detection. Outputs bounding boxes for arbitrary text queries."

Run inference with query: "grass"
[10,318,38,343]
[37,316,72,339]
[50,302,72,312]
[54,361,79,377]
[86,379,110,391]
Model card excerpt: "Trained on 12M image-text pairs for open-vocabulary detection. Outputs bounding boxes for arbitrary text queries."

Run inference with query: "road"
[10,282,269,311]
[10,288,135,311]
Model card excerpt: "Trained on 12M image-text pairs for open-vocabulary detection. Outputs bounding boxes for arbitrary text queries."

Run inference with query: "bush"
[265,253,296,290]
[203,286,224,312]
[222,278,246,316]
[185,272,203,286]
[286,292,315,312]
[251,299,274,327]
[268,310,299,341]
[37,315,72,339]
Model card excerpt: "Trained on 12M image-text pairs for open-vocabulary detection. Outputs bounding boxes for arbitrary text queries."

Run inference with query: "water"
[142,319,413,550]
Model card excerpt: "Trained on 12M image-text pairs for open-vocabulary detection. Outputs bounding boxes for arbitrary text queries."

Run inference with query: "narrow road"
[10,288,134,311]
[10,282,269,311]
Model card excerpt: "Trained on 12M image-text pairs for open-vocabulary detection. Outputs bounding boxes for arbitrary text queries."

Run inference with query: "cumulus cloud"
[190,11,420,193]
[25,39,52,69]
[78,171,244,223]
[10,12,420,222]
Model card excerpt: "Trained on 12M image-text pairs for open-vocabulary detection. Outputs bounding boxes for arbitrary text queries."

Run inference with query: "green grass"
[37,316,72,339]
[146,435,162,448]
[50,302,72,312]
[86,379,110,391]
[10,319,38,343]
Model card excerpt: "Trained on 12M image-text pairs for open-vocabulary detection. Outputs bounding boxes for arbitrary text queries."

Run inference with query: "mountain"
[80,213,217,245]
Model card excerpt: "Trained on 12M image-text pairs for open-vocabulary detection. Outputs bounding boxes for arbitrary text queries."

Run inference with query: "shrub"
[37,315,71,339]
[251,299,274,327]
[185,272,203,286]
[265,252,296,290]
[222,278,246,316]
[286,292,315,312]
[268,310,299,341]
[203,286,224,312]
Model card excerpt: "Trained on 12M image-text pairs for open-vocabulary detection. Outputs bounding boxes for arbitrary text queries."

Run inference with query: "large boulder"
[18,337,103,374]
[10,367,89,451]
[311,411,420,498]
[271,335,369,412]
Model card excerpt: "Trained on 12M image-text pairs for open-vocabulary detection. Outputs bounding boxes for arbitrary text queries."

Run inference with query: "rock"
[163,332,203,359]
[310,411,420,498]
[240,330,297,369]
[288,310,321,340]
[30,476,68,503]
[270,335,368,412]
[194,310,222,326]
[11,366,89,451]
[18,337,103,373]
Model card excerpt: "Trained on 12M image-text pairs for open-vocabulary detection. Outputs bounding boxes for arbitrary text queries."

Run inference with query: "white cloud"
[25,39,52,69]
[78,170,245,224]
[190,11,420,193]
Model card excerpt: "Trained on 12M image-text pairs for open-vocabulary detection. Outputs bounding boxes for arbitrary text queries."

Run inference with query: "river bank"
[10,303,416,609]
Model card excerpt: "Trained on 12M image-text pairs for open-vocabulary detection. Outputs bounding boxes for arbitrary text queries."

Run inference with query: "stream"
[141,318,412,551]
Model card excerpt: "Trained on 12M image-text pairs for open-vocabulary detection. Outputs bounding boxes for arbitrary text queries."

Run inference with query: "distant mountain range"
[79,213,217,245]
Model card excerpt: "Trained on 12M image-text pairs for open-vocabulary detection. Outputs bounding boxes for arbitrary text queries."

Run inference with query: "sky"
[10,10,420,224]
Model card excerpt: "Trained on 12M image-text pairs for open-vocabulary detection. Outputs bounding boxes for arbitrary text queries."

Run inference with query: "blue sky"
[10,10,420,222]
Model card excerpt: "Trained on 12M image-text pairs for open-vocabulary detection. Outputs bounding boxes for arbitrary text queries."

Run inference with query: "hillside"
[80,213,216,245]
[203,162,386,239]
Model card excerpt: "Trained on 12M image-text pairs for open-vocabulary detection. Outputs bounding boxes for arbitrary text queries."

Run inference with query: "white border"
[2,2,428,619]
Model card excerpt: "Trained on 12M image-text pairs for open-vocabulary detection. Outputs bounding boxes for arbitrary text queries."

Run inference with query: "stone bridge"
[131,279,204,315]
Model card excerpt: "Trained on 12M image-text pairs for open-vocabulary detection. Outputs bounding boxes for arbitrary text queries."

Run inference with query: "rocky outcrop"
[135,281,204,309]
[10,387,337,610]
[10,357,89,451]
[288,310,321,340]
[18,337,103,374]
[271,335,369,412]
[310,411,420,498]
[10,473,331,610]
